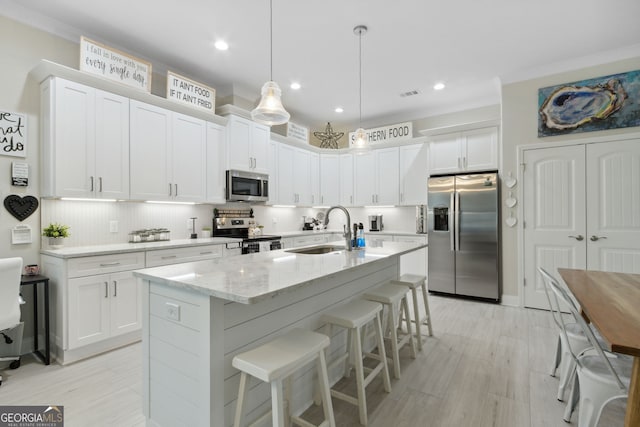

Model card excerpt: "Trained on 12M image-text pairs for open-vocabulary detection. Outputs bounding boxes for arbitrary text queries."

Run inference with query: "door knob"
[569,235,584,241]
[590,235,607,241]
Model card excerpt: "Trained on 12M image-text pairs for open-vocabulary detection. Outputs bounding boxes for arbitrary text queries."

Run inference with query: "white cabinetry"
[320,154,340,206]
[41,77,129,199]
[268,139,279,204]
[205,121,227,203]
[429,127,498,175]
[339,154,355,206]
[145,244,223,267]
[277,144,317,206]
[310,152,320,206]
[276,143,295,205]
[399,144,429,205]
[394,235,428,277]
[354,147,399,205]
[226,115,270,174]
[130,101,207,202]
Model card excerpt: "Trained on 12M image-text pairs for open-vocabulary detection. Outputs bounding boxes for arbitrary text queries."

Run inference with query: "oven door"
[226,170,269,202]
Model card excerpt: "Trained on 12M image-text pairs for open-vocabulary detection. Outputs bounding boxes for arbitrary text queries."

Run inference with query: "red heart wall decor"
[4,195,39,221]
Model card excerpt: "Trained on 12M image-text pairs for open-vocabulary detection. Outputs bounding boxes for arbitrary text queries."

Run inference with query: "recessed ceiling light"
[335,107,344,113]
[433,82,445,91]
[214,40,229,51]
[290,82,301,90]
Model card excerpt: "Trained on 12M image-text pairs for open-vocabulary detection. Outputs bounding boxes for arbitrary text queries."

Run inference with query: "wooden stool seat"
[232,328,335,427]
[391,274,433,351]
[320,299,391,425]
[363,282,417,379]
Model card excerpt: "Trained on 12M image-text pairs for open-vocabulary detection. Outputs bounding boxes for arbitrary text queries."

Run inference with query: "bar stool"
[232,328,335,427]
[391,274,433,351]
[320,299,391,425]
[363,282,417,379]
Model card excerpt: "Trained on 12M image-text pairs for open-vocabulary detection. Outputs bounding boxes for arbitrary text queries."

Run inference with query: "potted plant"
[42,223,70,249]
[201,226,212,238]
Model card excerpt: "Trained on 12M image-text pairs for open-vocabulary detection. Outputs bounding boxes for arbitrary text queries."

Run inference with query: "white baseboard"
[501,294,519,307]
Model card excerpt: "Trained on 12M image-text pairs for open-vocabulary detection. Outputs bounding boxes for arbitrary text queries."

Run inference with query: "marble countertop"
[133,240,426,304]
[40,237,242,259]
[277,230,427,237]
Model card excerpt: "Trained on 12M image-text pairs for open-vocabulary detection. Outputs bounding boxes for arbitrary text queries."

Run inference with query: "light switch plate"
[165,302,180,321]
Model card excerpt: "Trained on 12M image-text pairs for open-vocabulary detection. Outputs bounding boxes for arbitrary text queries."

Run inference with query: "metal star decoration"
[313,122,344,149]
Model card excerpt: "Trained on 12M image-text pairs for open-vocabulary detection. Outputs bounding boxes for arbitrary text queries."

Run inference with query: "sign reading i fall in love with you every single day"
[166,71,216,113]
[80,36,152,92]
[0,111,27,158]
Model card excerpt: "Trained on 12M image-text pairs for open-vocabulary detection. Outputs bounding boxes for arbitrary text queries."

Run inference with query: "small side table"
[20,274,50,365]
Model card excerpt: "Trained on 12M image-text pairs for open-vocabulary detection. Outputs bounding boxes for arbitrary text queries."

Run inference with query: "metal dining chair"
[539,267,631,427]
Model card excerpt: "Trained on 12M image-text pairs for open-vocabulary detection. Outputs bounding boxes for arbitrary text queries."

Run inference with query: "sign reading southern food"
[166,71,215,112]
[0,111,27,158]
[80,36,152,92]
[348,121,412,146]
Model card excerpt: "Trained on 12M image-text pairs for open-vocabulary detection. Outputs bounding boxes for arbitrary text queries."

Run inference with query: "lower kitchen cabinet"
[145,244,223,267]
[68,270,141,349]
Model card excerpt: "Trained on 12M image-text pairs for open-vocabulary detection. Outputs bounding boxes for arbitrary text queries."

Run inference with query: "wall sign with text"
[286,122,309,144]
[166,71,215,113]
[0,111,27,158]
[80,36,152,92]
[349,121,413,146]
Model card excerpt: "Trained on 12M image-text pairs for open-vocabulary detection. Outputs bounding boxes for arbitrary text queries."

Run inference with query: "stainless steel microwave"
[226,170,269,202]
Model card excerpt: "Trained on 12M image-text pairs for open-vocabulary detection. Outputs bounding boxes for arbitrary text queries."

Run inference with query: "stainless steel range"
[213,209,282,254]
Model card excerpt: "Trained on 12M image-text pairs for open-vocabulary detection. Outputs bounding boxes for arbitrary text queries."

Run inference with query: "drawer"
[146,244,223,267]
[394,235,427,244]
[293,235,326,247]
[67,252,145,278]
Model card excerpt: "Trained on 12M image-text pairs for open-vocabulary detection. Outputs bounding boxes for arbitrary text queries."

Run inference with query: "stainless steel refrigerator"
[427,172,501,301]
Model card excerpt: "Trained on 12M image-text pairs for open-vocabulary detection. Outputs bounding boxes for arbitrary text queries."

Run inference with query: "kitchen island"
[133,240,426,427]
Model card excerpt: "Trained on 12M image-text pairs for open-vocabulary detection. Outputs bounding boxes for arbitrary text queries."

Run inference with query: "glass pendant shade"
[354,127,367,146]
[251,81,290,126]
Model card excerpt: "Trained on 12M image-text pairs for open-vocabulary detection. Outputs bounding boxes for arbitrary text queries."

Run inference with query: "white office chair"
[540,268,631,427]
[0,257,25,386]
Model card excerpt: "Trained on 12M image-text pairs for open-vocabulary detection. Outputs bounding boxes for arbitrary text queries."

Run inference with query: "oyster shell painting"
[538,70,640,137]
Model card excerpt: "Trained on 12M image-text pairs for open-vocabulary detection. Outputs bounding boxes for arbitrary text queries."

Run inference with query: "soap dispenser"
[357,223,365,247]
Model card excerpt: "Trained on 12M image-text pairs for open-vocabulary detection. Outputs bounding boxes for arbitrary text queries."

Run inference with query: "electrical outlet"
[165,302,180,321]
[272,217,278,225]
[109,220,118,233]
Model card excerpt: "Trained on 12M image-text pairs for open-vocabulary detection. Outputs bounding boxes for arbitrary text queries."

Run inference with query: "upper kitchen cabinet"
[267,139,279,205]
[339,153,355,207]
[130,100,206,202]
[428,126,498,175]
[399,143,429,205]
[354,147,399,206]
[276,143,316,206]
[226,115,270,174]
[41,77,129,199]
[320,153,340,206]
[205,121,227,203]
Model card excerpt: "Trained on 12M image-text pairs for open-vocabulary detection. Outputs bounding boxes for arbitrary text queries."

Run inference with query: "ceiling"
[3,0,640,132]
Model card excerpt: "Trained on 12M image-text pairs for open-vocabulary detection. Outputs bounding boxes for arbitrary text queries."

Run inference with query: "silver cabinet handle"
[169,183,173,196]
[100,262,121,267]
[569,235,584,241]
[99,177,103,192]
[200,251,213,255]
[161,255,177,259]
[590,235,607,241]
[321,195,324,204]
[463,157,467,169]
[350,195,353,204]
[113,280,117,297]
[175,183,178,197]
[104,282,109,298]
[90,176,94,192]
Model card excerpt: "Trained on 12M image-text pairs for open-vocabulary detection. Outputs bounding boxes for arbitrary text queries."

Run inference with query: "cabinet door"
[227,116,252,171]
[339,154,355,206]
[429,134,461,175]
[109,271,142,336]
[277,144,295,204]
[293,148,311,206]
[376,147,399,205]
[130,100,172,200]
[267,140,279,204]
[251,123,270,174]
[400,144,428,205]
[95,89,129,199]
[68,275,110,349]
[206,121,227,203]
[320,154,340,206]
[394,235,427,276]
[52,78,96,198]
[171,113,206,202]
[310,153,320,206]
[354,151,376,205]
[463,127,498,171]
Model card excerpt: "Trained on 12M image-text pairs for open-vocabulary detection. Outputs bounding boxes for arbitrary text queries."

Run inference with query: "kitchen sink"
[285,245,345,255]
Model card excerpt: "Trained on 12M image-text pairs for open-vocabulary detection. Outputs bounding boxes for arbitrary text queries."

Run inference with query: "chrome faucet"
[324,205,353,251]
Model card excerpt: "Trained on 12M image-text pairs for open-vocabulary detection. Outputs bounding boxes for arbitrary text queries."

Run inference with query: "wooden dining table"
[558,268,640,427]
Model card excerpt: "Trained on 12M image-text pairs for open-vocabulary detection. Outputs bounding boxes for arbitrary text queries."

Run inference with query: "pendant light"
[251,0,290,126]
[353,25,367,147]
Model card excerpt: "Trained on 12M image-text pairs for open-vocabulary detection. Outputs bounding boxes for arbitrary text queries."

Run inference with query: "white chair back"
[539,267,627,392]
[0,257,23,330]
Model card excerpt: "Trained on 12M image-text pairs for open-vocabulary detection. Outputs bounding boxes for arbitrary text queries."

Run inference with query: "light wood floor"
[0,295,626,426]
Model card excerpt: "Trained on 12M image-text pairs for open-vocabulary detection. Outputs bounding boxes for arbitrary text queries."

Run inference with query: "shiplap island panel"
[133,240,426,426]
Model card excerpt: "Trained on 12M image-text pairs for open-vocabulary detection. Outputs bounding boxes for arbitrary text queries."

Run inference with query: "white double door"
[523,138,640,309]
